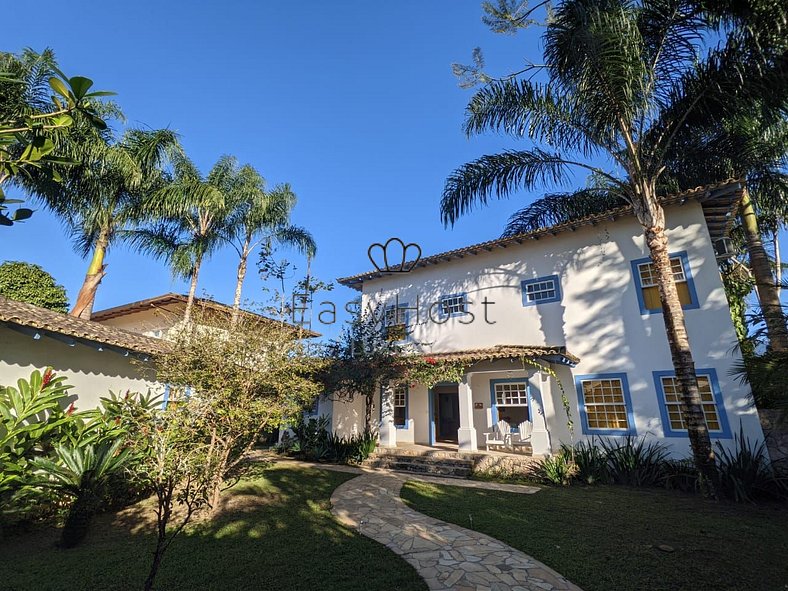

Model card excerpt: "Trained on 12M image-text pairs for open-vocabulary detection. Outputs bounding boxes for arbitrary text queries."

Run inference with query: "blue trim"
[489,378,532,430]
[161,385,170,410]
[428,387,435,445]
[384,302,411,342]
[437,292,469,319]
[630,250,700,315]
[652,368,732,439]
[521,275,561,306]
[395,384,409,429]
[575,373,637,436]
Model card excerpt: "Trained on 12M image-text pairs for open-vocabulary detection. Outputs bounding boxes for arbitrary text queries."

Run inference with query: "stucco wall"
[0,326,162,411]
[96,305,183,338]
[332,201,765,457]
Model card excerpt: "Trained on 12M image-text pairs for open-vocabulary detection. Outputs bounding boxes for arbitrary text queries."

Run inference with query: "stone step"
[362,452,474,478]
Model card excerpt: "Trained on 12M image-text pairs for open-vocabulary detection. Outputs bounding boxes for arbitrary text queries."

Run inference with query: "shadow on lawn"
[0,465,426,591]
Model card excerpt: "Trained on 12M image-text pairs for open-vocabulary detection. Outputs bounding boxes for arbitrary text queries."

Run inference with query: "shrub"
[715,426,788,503]
[561,440,608,484]
[600,436,669,487]
[662,459,700,493]
[535,451,578,486]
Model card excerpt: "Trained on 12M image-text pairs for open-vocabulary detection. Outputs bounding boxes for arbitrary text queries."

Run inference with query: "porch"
[377,345,578,456]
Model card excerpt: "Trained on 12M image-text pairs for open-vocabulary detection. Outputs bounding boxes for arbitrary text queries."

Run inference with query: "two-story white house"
[327,180,766,459]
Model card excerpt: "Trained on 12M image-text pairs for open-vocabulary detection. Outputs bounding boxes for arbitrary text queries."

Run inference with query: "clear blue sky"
[3,1,784,339]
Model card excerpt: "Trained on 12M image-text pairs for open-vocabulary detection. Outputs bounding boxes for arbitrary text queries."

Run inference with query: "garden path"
[329,469,582,591]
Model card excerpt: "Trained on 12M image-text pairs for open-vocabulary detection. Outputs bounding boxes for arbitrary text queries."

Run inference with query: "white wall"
[341,201,764,456]
[0,326,162,411]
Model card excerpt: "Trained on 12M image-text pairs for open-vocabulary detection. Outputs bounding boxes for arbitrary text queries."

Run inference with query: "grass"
[401,481,788,591]
[0,465,426,591]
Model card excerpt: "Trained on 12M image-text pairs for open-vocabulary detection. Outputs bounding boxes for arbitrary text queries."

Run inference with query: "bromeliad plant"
[30,439,130,548]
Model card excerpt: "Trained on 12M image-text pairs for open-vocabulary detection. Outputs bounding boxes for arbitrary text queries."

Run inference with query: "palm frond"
[503,188,627,236]
[440,149,577,226]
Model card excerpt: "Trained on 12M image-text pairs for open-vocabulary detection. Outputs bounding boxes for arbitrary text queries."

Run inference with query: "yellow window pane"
[677,282,692,306]
[642,286,661,310]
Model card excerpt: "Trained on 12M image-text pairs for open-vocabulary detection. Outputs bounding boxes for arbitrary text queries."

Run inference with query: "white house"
[328,180,766,459]
[0,293,317,410]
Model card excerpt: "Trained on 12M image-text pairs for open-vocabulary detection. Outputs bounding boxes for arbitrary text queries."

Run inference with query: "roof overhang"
[338,179,744,291]
[403,345,579,368]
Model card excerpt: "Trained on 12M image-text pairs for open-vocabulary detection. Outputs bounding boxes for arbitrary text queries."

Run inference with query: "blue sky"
[3,1,784,340]
[4,1,552,339]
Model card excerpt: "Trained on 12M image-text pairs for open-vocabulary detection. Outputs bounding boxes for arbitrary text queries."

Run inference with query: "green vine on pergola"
[399,357,468,389]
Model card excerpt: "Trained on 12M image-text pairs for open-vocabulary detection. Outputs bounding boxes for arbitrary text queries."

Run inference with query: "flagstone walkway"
[330,471,582,591]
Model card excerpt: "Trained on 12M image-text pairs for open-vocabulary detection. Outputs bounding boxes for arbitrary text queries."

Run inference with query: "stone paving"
[330,471,582,591]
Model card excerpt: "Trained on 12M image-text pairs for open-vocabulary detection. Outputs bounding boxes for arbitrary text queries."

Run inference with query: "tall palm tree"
[505,109,788,351]
[440,0,780,494]
[133,154,227,324]
[23,127,179,319]
[219,163,316,325]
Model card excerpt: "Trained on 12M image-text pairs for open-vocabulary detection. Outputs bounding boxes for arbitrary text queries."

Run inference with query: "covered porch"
[378,345,579,456]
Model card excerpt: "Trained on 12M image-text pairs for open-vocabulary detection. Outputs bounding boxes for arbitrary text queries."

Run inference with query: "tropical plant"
[0,260,69,311]
[132,153,229,324]
[217,159,316,325]
[0,369,72,496]
[29,438,130,547]
[600,436,670,488]
[0,48,113,225]
[24,127,180,319]
[561,440,608,484]
[440,0,783,495]
[715,425,788,503]
[535,451,578,486]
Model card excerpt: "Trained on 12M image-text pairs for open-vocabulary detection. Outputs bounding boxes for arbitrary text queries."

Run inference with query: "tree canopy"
[0,260,69,312]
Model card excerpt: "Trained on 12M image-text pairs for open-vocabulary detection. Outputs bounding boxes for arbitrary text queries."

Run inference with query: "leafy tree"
[321,311,402,434]
[0,48,113,226]
[440,0,782,494]
[218,160,316,325]
[0,260,69,311]
[23,127,181,319]
[132,154,229,324]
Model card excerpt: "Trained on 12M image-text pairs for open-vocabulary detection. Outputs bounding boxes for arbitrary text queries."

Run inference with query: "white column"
[379,383,397,448]
[530,371,553,456]
[457,375,478,451]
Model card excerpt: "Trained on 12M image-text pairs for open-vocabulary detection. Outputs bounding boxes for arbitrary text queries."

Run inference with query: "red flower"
[425,357,437,365]
[65,402,75,416]
[42,368,55,387]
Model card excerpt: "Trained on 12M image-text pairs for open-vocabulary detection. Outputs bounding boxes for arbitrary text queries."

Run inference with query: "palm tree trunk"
[645,223,718,497]
[740,189,788,352]
[183,255,202,324]
[774,231,782,297]
[231,244,250,327]
[70,229,109,320]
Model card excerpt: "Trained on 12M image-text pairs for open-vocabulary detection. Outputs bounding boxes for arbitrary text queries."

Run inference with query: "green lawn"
[401,481,788,591]
[0,465,425,591]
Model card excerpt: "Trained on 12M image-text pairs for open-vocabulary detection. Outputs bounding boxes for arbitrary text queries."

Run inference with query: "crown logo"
[367,238,422,273]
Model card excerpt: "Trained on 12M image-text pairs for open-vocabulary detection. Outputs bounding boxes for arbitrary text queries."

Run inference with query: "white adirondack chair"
[484,420,511,451]
[510,420,533,452]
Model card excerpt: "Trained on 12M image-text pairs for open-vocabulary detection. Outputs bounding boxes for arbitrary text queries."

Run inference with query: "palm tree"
[26,127,180,319]
[133,154,228,324]
[505,109,788,351]
[219,163,316,325]
[439,0,780,494]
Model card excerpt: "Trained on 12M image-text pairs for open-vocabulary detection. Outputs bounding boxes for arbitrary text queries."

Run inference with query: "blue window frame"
[653,368,731,438]
[393,384,408,428]
[383,302,409,341]
[489,378,532,432]
[521,275,561,306]
[438,293,468,318]
[575,373,636,436]
[630,250,699,315]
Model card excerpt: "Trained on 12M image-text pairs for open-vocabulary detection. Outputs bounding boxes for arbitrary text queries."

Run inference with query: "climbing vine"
[402,357,467,388]
[520,357,574,445]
